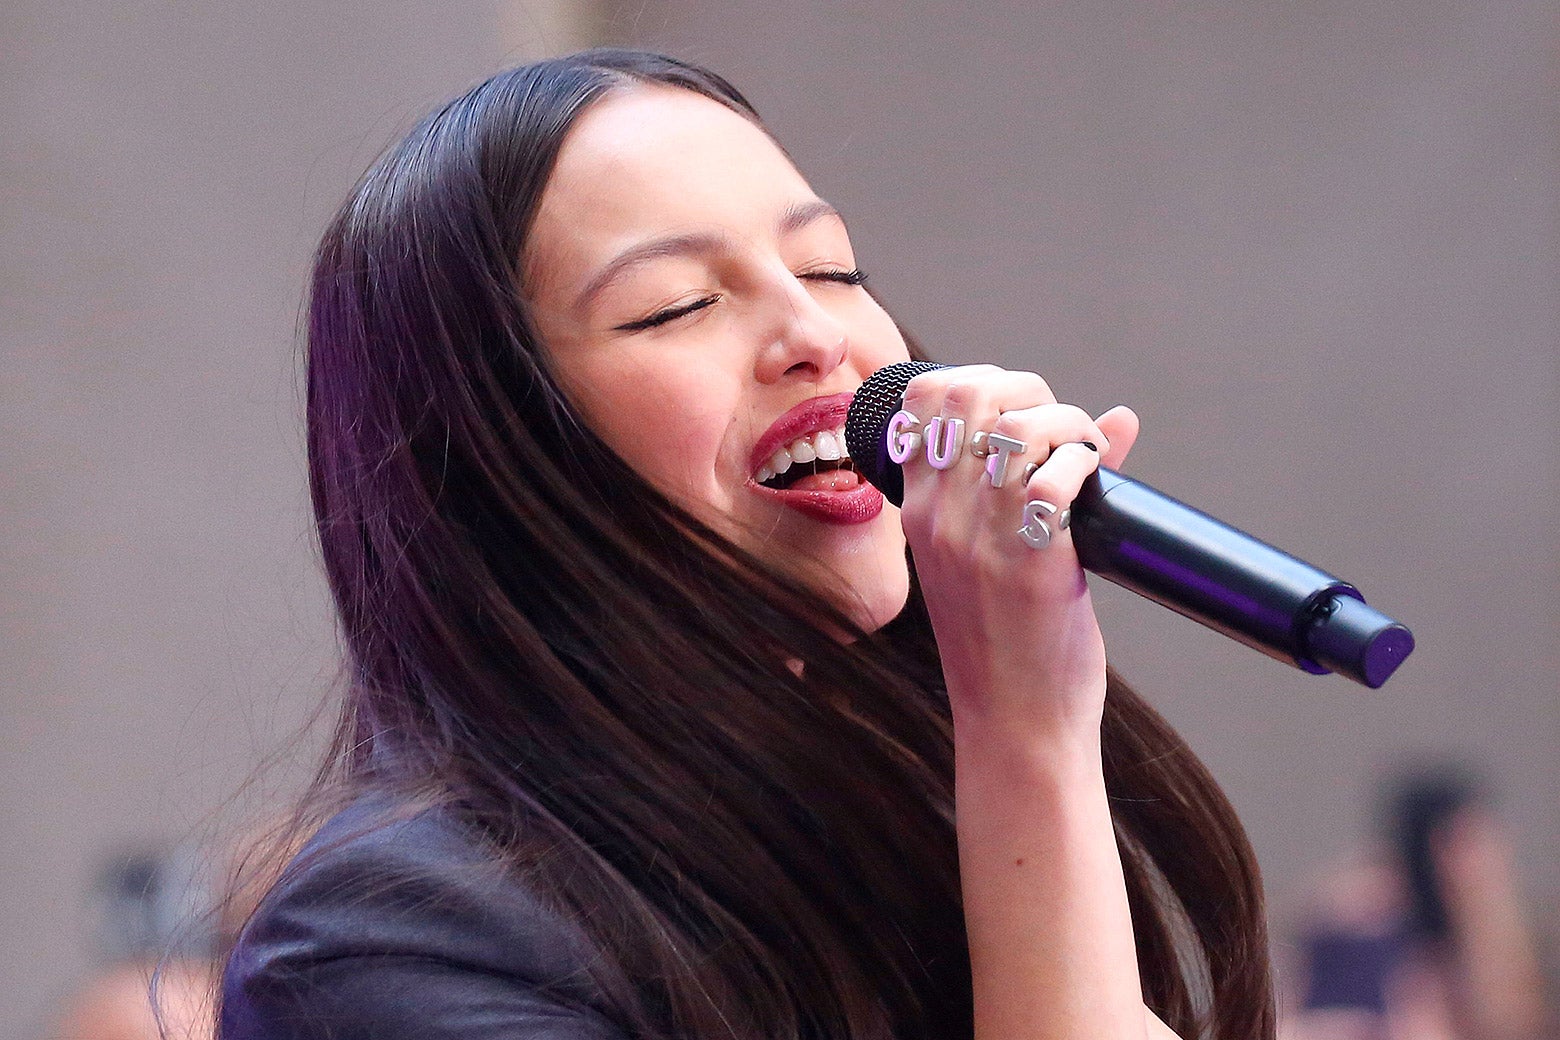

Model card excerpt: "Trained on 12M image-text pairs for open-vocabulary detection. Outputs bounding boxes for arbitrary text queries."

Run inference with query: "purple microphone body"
[844,361,1415,689]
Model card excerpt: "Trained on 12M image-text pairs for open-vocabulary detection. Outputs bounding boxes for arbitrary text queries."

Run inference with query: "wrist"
[951,706,1106,789]
[945,671,1107,749]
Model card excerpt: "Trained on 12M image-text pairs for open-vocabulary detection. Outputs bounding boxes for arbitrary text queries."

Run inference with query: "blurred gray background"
[3,1,1555,1037]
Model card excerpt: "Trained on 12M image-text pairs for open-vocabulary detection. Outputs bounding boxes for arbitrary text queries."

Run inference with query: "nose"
[753,272,848,385]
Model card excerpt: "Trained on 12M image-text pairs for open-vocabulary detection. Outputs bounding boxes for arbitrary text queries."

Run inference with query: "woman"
[1284,768,1549,1040]
[218,49,1275,1040]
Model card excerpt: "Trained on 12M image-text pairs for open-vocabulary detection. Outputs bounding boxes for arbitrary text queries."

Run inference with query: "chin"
[722,500,910,633]
[771,541,910,637]
[855,586,911,634]
[845,543,913,634]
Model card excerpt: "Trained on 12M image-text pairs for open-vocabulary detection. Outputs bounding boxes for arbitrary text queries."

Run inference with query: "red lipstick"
[747,393,853,476]
[746,392,884,525]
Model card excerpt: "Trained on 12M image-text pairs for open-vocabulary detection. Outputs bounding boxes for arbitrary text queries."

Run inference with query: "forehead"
[526,86,816,285]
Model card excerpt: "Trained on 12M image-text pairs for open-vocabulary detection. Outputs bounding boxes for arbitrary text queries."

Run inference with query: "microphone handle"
[1072,468,1413,688]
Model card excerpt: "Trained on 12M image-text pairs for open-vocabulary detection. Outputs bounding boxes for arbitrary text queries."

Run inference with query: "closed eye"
[612,269,862,332]
[614,294,722,332]
[801,267,867,286]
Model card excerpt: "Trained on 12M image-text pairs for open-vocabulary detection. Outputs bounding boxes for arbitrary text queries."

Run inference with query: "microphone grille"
[845,360,945,507]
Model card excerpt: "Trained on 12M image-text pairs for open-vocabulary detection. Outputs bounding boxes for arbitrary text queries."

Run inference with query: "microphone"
[844,361,1415,688]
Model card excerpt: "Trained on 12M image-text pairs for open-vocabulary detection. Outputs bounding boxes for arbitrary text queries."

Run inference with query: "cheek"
[563,358,737,501]
[627,406,729,492]
[851,300,913,368]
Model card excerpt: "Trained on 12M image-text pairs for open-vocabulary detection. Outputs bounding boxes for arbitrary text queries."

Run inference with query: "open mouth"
[745,393,882,524]
[753,428,862,491]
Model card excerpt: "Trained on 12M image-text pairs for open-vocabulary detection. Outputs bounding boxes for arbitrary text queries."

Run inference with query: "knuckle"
[1021,371,1055,402]
[899,384,936,416]
[941,380,983,413]
[988,402,1102,449]
[1055,403,1093,429]
[990,408,1032,438]
[903,370,946,396]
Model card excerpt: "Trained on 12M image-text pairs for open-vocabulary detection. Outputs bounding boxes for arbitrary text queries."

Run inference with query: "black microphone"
[844,361,1415,688]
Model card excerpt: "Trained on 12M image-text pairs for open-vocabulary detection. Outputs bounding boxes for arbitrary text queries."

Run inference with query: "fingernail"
[1081,441,1098,452]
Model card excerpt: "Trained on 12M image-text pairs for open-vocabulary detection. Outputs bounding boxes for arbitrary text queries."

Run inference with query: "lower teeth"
[762,460,856,491]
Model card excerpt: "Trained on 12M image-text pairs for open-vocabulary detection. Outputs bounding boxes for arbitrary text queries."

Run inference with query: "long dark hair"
[221,48,1275,1040]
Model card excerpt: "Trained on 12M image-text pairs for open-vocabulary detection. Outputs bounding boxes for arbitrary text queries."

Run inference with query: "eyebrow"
[573,198,847,312]
[779,197,844,235]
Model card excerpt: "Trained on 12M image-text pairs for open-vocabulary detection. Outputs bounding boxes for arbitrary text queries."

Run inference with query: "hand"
[904,369,1150,1040]
[897,364,1139,736]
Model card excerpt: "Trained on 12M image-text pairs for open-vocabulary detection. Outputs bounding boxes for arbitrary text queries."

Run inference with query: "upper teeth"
[755,427,848,483]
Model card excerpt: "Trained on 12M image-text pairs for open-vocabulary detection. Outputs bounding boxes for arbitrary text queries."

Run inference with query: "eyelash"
[615,295,721,332]
[807,266,869,287]
[613,268,868,332]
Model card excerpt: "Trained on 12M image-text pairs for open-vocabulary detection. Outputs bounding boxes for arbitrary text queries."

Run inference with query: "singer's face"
[525,86,912,631]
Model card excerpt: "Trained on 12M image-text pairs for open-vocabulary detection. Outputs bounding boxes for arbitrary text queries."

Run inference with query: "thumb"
[1094,405,1139,470]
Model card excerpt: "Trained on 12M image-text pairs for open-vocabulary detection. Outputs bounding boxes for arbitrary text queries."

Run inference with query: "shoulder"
[221,792,624,1040]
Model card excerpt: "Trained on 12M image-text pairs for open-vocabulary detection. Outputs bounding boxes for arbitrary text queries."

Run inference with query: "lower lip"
[748,479,885,525]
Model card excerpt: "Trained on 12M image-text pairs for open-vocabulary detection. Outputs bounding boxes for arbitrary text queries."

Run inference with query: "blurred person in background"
[42,848,214,1040]
[1282,765,1551,1040]
[42,821,304,1040]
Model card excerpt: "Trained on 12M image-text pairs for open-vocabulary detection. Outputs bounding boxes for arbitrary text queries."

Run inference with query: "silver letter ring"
[925,416,965,470]
[885,409,922,465]
[982,433,1027,488]
[1018,499,1058,549]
